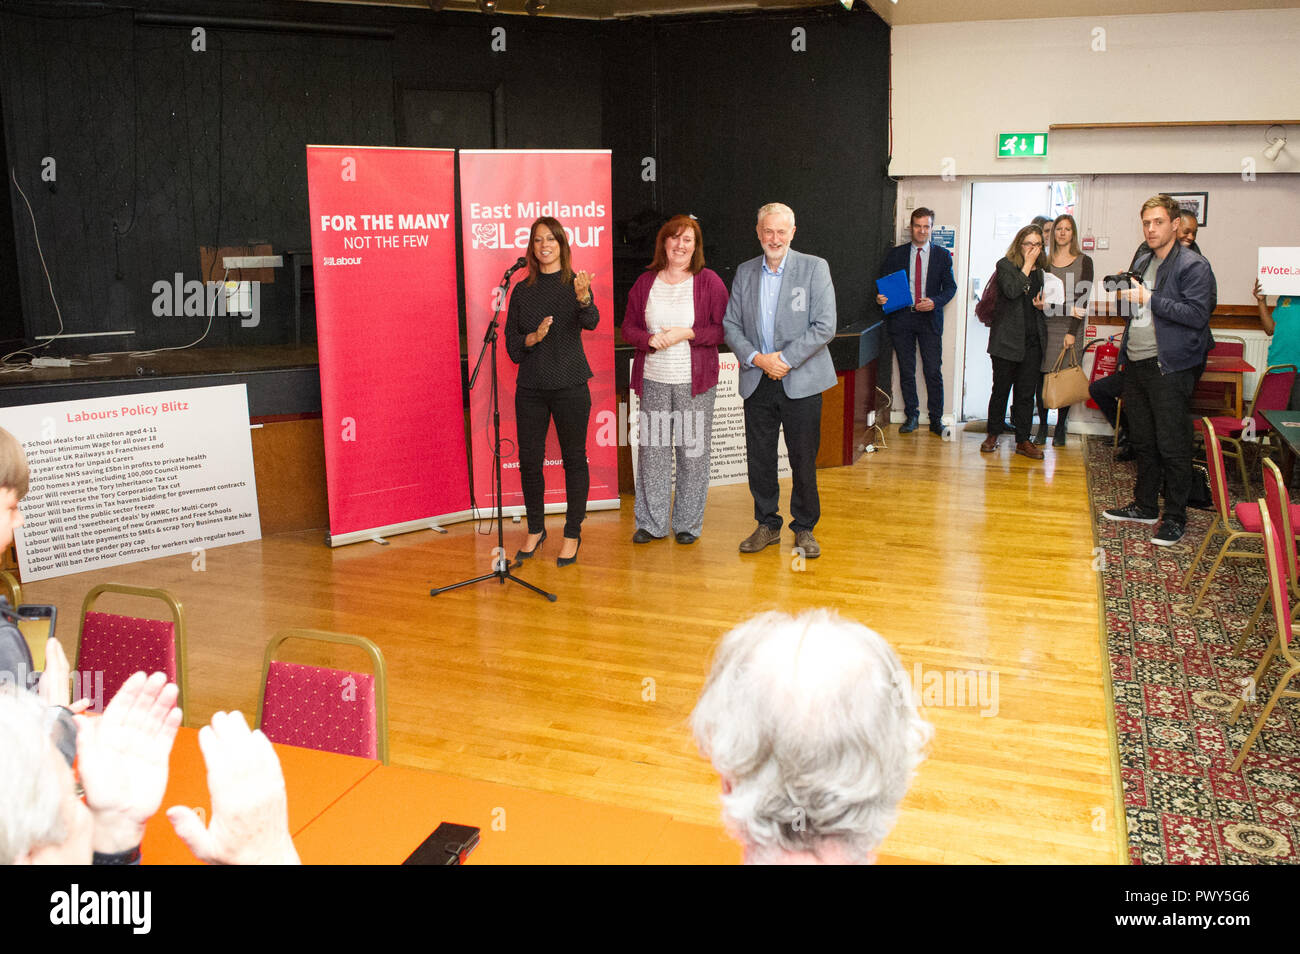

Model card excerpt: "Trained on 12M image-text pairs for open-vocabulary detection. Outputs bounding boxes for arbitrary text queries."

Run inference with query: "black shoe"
[675,532,697,544]
[557,537,581,567]
[1115,444,1136,462]
[631,528,662,544]
[1103,503,1159,524]
[1034,422,1049,446]
[1151,518,1186,547]
[1052,428,1068,447]
[513,528,546,565]
[899,415,919,434]
[929,422,945,437]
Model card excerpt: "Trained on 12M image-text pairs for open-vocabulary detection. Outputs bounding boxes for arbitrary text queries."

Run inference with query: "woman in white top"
[621,215,729,544]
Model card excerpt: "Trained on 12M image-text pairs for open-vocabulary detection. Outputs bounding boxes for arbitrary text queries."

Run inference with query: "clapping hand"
[574,270,593,304]
[36,637,91,713]
[167,710,300,865]
[76,671,183,854]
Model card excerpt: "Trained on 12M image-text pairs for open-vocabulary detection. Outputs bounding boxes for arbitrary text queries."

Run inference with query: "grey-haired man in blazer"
[723,203,837,559]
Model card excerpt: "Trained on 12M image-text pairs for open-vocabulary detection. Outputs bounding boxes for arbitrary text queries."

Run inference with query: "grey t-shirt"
[1126,255,1161,361]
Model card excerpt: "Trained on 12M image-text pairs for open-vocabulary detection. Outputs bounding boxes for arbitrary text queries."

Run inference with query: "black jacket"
[987,258,1047,363]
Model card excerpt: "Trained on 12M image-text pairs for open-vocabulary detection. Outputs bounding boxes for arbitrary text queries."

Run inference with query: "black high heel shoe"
[557,536,581,567]
[513,528,546,566]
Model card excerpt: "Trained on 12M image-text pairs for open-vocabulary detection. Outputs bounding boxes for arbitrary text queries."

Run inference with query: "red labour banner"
[458,150,618,517]
[306,145,470,545]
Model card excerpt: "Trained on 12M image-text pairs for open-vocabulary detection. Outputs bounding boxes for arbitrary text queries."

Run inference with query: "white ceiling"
[302,0,1300,22]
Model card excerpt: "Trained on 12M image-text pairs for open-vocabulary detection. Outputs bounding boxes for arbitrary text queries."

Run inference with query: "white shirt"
[643,275,694,385]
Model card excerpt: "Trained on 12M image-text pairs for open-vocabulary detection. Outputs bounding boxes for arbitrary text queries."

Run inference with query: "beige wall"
[890,9,1300,177]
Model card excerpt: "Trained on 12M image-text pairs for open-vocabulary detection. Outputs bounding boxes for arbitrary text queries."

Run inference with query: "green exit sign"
[997,133,1048,158]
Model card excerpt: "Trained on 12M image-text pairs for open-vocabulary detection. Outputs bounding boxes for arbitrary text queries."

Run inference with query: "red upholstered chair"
[74,583,187,716]
[255,629,389,764]
[1181,419,1264,612]
[1229,502,1300,773]
[1233,458,1300,654]
[1193,364,1297,501]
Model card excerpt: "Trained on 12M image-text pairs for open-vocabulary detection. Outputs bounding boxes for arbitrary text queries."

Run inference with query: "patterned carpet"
[1086,435,1300,864]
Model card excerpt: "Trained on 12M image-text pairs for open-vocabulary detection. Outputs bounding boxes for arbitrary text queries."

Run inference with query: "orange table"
[292,763,743,865]
[143,726,379,865]
[1201,354,1255,419]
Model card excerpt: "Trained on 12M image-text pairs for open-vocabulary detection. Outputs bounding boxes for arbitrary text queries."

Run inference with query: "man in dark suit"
[875,208,957,434]
[723,203,837,559]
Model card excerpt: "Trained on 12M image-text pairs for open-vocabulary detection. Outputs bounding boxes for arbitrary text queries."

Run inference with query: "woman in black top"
[505,217,599,566]
[980,223,1048,460]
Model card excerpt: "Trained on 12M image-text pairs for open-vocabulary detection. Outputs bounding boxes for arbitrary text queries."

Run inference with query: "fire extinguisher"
[1086,336,1120,409]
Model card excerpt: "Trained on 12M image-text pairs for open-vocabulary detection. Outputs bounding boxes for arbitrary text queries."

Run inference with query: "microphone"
[502,257,527,281]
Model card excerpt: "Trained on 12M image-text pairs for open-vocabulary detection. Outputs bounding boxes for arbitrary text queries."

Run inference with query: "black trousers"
[987,343,1042,443]
[515,383,591,538]
[1123,358,1197,522]
[890,311,943,421]
[744,375,822,533]
[1088,369,1126,431]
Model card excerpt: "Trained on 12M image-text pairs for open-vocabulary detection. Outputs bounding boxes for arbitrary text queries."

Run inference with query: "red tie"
[914,248,923,308]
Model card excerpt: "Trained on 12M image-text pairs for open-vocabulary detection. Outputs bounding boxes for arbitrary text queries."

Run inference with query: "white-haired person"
[691,609,931,864]
[1,671,299,865]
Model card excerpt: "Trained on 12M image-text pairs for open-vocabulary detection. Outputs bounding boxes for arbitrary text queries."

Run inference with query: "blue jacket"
[878,243,957,335]
[1118,241,1215,374]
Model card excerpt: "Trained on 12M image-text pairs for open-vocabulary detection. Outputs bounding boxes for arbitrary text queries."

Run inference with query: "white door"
[960,180,1078,422]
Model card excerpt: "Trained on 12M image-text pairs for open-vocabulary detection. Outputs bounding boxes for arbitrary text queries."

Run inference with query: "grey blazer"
[722,247,838,400]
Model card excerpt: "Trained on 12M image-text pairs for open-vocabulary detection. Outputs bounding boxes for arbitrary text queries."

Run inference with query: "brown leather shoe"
[793,530,821,559]
[1015,440,1044,460]
[980,434,999,453]
[739,524,781,553]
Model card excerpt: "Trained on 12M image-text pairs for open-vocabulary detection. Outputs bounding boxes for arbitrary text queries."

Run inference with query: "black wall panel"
[0,1,890,355]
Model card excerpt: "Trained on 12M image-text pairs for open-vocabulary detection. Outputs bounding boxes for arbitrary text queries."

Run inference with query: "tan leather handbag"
[1043,346,1091,409]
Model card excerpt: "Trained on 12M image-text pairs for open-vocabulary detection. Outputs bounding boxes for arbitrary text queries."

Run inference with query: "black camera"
[1102,271,1142,292]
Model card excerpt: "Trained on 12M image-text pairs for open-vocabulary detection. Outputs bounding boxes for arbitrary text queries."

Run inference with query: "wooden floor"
[24,426,1123,864]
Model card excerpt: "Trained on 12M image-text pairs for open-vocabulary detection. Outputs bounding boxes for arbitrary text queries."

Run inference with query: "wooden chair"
[1193,364,1297,501]
[1229,502,1300,773]
[1232,458,1300,654]
[0,569,20,607]
[255,629,389,764]
[1181,419,1265,612]
[74,583,187,715]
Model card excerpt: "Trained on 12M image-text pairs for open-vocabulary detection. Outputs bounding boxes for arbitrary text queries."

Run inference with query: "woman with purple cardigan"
[622,215,729,545]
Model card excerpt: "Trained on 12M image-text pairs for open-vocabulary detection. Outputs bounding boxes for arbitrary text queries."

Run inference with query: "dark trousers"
[890,312,943,421]
[1089,370,1127,433]
[988,345,1042,443]
[743,375,822,533]
[515,383,591,538]
[1123,358,1197,522]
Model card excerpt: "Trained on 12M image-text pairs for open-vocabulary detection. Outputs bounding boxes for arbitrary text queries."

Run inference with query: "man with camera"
[1102,195,1215,546]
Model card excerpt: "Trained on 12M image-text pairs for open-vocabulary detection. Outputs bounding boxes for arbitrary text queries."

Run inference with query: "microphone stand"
[432,261,556,602]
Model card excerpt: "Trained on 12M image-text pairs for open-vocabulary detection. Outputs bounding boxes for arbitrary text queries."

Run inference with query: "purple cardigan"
[623,268,729,397]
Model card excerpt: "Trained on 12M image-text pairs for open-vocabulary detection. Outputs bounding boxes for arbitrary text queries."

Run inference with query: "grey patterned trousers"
[634,380,715,538]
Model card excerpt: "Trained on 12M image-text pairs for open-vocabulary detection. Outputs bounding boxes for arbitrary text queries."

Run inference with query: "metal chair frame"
[75,583,188,714]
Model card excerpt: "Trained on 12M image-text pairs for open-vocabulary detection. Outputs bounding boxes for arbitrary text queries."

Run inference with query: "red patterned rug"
[1086,435,1300,864]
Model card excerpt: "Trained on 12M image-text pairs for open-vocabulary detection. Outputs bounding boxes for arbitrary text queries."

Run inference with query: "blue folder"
[876,269,913,314]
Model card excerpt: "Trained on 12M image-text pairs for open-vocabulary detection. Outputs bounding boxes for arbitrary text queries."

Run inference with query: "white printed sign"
[628,355,789,488]
[1258,247,1300,296]
[1,384,261,582]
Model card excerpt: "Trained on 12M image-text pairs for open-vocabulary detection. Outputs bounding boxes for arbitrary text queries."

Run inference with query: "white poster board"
[1,384,261,582]
[629,355,789,488]
[1258,247,1300,296]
